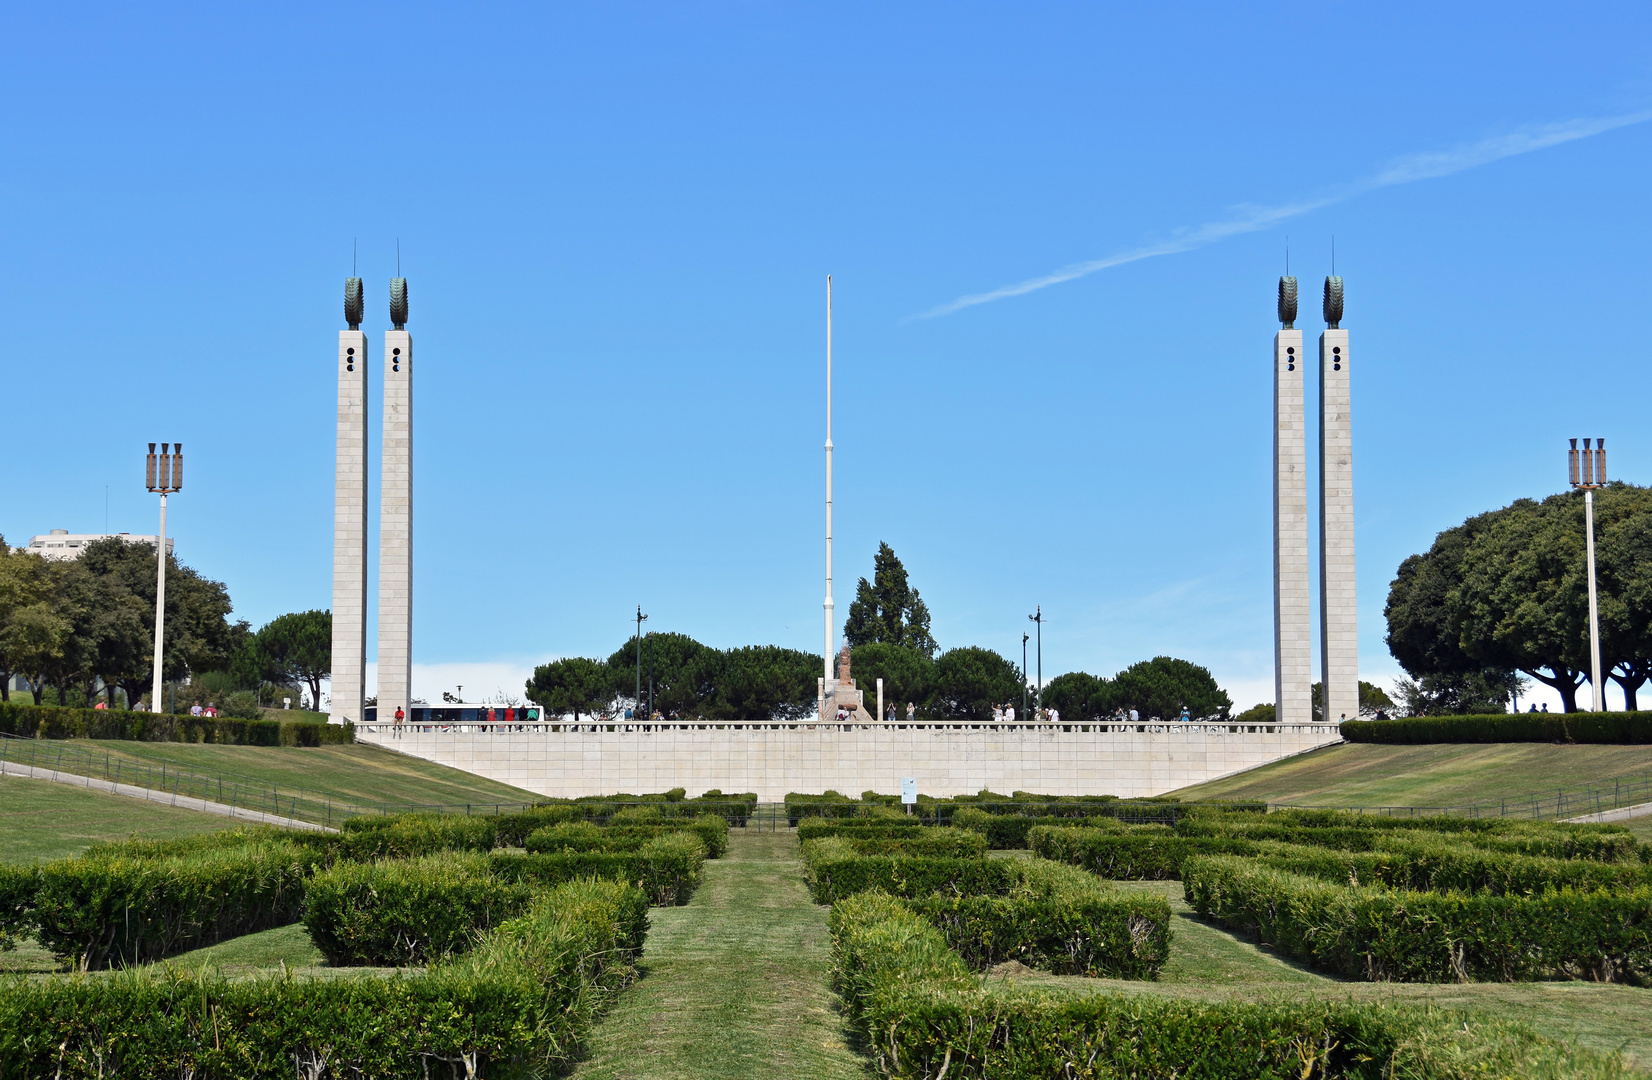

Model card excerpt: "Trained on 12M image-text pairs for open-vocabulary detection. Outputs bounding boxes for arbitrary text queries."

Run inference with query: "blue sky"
[3,3,1649,709]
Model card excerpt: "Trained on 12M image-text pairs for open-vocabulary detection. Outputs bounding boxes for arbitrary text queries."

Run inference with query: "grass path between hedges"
[1011,881,1652,1070]
[568,830,867,1080]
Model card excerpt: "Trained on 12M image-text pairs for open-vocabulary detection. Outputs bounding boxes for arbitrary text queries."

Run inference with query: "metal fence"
[1275,770,1652,821]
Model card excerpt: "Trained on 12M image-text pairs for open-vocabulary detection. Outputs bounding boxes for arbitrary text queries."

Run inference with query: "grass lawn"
[1166,742,1652,807]
[568,830,865,1080]
[1008,881,1652,1070]
[48,740,541,810]
[0,774,239,864]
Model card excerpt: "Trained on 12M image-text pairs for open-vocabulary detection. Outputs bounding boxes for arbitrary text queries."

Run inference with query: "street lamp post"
[1028,606,1043,717]
[1569,438,1607,711]
[634,607,648,717]
[145,443,182,713]
[1021,632,1029,721]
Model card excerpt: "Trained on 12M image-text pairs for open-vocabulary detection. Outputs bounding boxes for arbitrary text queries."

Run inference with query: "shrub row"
[523,816,729,858]
[24,842,311,969]
[827,891,1629,1079]
[826,829,989,859]
[1342,711,1652,744]
[0,700,352,745]
[953,806,1141,849]
[1030,826,1263,880]
[1243,838,1652,897]
[795,820,926,841]
[303,852,535,966]
[493,832,706,906]
[801,839,1169,978]
[785,790,1263,826]
[1184,855,1652,984]
[0,877,648,1079]
[1177,812,1640,863]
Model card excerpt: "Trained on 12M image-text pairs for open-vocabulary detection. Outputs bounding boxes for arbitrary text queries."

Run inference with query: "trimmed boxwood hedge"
[1184,854,1652,983]
[523,816,729,858]
[828,891,1630,1079]
[1238,837,1652,896]
[0,701,352,745]
[801,838,1170,979]
[794,820,927,842]
[29,842,311,969]
[1177,811,1641,863]
[303,852,535,966]
[0,877,648,1079]
[1029,826,1264,880]
[1341,711,1652,744]
[494,832,706,906]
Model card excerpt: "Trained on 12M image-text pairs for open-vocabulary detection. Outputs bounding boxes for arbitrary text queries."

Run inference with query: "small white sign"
[901,777,917,805]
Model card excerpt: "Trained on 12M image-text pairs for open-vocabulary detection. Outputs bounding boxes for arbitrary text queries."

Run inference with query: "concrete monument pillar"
[377,278,413,721]
[1318,276,1358,723]
[330,279,369,725]
[1273,277,1312,724]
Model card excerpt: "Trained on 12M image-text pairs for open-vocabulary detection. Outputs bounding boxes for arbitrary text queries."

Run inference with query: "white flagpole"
[824,275,835,697]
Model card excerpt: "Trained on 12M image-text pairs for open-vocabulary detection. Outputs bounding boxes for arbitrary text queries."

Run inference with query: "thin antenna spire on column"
[824,275,835,696]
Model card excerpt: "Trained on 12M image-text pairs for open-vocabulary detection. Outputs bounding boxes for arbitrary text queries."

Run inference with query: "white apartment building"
[22,529,174,561]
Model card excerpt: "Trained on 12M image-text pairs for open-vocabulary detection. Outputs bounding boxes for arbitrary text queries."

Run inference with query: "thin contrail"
[914,111,1652,320]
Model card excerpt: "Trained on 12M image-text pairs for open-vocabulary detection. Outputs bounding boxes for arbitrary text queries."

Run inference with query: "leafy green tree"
[257,610,332,711]
[1111,657,1230,720]
[0,540,66,704]
[1393,671,1524,716]
[711,646,821,722]
[929,646,1023,723]
[526,657,613,721]
[843,543,938,658]
[605,632,719,717]
[1040,671,1115,722]
[844,642,934,718]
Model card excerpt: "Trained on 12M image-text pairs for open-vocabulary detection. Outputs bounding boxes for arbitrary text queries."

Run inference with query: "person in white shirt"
[1049,707,1060,723]
[1129,708,1139,722]
[1005,704,1015,722]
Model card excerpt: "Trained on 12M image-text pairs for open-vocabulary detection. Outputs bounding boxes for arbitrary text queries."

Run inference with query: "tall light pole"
[1028,606,1043,717]
[1021,632,1029,721]
[1569,438,1607,711]
[823,275,835,697]
[634,606,648,716]
[145,443,181,712]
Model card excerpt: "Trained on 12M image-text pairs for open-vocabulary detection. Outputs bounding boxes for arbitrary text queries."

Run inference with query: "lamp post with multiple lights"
[145,443,181,713]
[634,606,648,718]
[1569,438,1607,712]
[1028,606,1043,718]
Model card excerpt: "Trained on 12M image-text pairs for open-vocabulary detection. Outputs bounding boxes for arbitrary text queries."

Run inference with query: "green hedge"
[1177,811,1640,862]
[801,840,1019,904]
[493,832,705,906]
[0,701,353,745]
[907,858,1168,978]
[303,852,534,966]
[1242,838,1652,896]
[794,820,927,842]
[524,816,729,858]
[827,891,1629,1080]
[333,814,500,860]
[1342,711,1652,744]
[1184,855,1652,983]
[0,877,647,1079]
[29,843,311,969]
[1029,827,1263,880]
[829,829,988,859]
[954,807,1147,849]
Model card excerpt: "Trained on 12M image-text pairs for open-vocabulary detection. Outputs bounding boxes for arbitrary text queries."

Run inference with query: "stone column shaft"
[1319,328,1358,722]
[330,330,368,724]
[378,329,413,719]
[1274,329,1312,723]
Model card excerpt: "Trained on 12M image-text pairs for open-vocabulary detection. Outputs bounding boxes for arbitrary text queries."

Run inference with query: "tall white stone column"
[329,278,369,724]
[377,278,413,721]
[1273,277,1312,724]
[1318,276,1358,723]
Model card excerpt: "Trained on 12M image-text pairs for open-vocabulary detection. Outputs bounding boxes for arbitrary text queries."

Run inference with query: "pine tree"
[843,543,937,658]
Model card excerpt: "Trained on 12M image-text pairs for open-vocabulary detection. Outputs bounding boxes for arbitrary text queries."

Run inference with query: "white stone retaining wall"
[357,720,1344,802]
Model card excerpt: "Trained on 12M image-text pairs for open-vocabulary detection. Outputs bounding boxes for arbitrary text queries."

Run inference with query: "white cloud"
[916,110,1652,319]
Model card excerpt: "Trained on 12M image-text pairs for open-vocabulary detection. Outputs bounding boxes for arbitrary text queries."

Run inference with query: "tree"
[0,542,67,705]
[1040,671,1114,722]
[605,632,720,717]
[843,543,938,658]
[257,610,332,712]
[526,657,613,721]
[712,646,821,722]
[1111,657,1230,720]
[844,642,934,718]
[929,647,1023,723]
[1393,671,1524,717]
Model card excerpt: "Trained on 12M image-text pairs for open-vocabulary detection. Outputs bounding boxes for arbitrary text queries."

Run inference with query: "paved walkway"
[0,760,333,831]
[1568,800,1652,824]
[570,831,864,1080]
